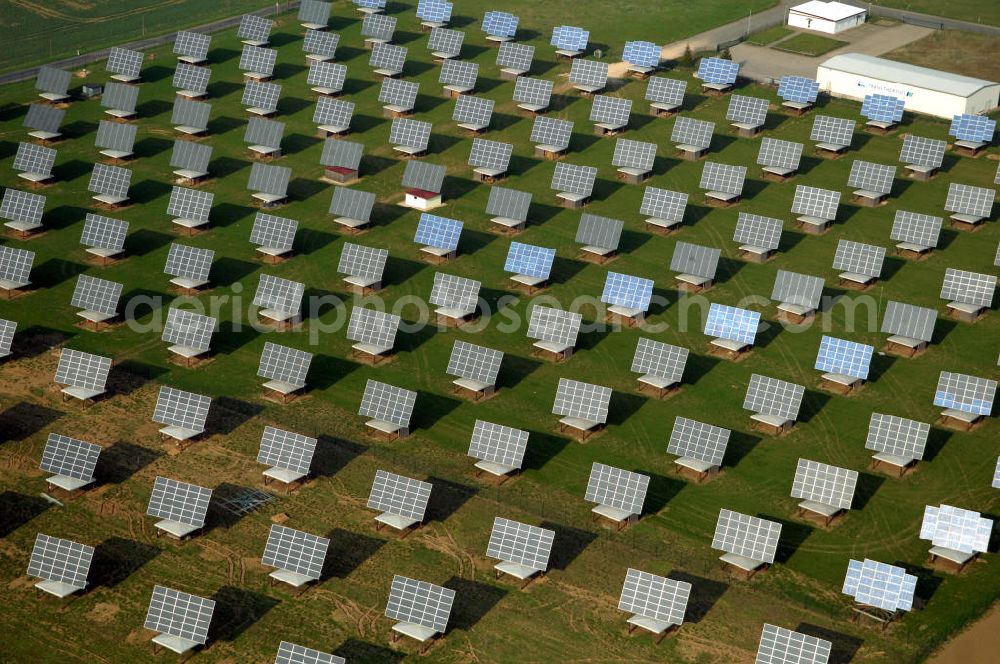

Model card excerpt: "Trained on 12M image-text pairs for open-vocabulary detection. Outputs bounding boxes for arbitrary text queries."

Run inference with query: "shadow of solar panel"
[469,138,512,170]
[402,161,445,192]
[175,31,211,59]
[576,213,622,248]
[842,559,915,611]
[245,117,284,149]
[623,41,660,68]
[257,426,317,474]
[586,462,648,513]
[368,470,430,519]
[28,533,94,587]
[619,568,691,625]
[569,59,607,88]
[337,242,386,279]
[171,99,211,132]
[482,11,518,37]
[553,379,611,422]
[164,243,213,281]
[726,95,768,126]
[239,44,277,76]
[602,272,653,310]
[667,416,730,465]
[415,213,462,249]
[242,80,281,111]
[263,524,329,580]
[447,340,503,384]
[529,115,570,147]
[699,162,745,194]
[254,273,304,314]
[833,239,885,278]
[552,163,597,196]
[487,517,554,569]
[88,163,131,198]
[777,76,819,103]
[744,374,804,420]
[0,189,45,225]
[711,509,780,563]
[308,61,347,91]
[167,186,214,221]
[144,585,215,644]
[899,135,945,168]
[504,242,554,279]
[933,371,997,415]
[696,57,738,84]
[646,77,686,105]
[670,241,720,277]
[757,624,831,664]
[792,459,857,510]
[314,96,353,126]
[791,186,839,220]
[72,274,122,315]
[430,272,480,309]
[40,433,101,480]
[389,118,432,150]
[238,14,273,42]
[815,336,873,380]
[705,304,759,345]
[248,163,291,195]
[528,306,582,346]
[55,349,111,391]
[360,381,416,426]
[146,476,212,526]
[757,138,802,170]
[940,268,996,307]
[861,94,905,122]
[348,306,400,347]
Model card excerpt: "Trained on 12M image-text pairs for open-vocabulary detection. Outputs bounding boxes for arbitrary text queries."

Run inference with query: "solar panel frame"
[667,416,730,466]
[944,182,994,217]
[347,306,400,348]
[262,524,329,580]
[144,585,215,644]
[569,59,607,88]
[757,137,803,171]
[833,239,885,278]
[791,186,840,220]
[385,575,454,633]
[847,161,896,196]
[146,476,212,527]
[244,117,284,149]
[575,212,622,248]
[551,25,588,51]
[388,118,432,151]
[428,27,464,55]
[815,336,874,380]
[453,94,494,126]
[242,80,281,112]
[0,318,15,356]
[417,0,453,22]
[866,413,929,459]
[612,138,656,171]
[619,568,690,626]
[439,60,481,93]
[415,213,463,250]
[843,559,916,612]
[239,44,277,76]
[172,64,211,94]
[705,303,760,345]
[71,274,122,316]
[602,272,653,310]
[861,94,905,123]
[28,534,94,588]
[367,469,430,519]
[949,113,996,143]
[447,340,503,385]
[756,624,831,664]
[527,306,582,346]
[468,420,528,468]
[585,462,648,514]
[792,459,857,510]
[0,245,34,284]
[646,77,686,105]
[640,187,687,221]
[890,210,941,247]
[298,0,332,26]
[631,338,688,383]
[55,348,111,392]
[552,163,598,196]
[590,95,632,126]
[238,14,273,42]
[276,641,345,664]
[487,517,554,569]
[174,31,211,60]
[162,307,216,349]
[107,47,143,78]
[171,99,211,132]
[248,162,291,196]
[164,243,213,281]
[88,163,132,198]
[429,272,480,310]
[504,242,555,279]
[329,188,376,222]
[899,135,946,168]
[622,41,660,68]
[481,11,518,37]
[881,301,936,342]
[24,104,64,133]
[712,509,781,563]
[486,186,531,221]
[777,76,819,104]
[468,138,512,171]
[496,42,533,71]
[253,273,305,315]
[734,213,783,251]
[369,43,407,73]
[744,374,805,421]
[250,212,297,251]
[0,188,45,225]
[40,432,101,481]
[12,142,56,176]
[934,371,997,416]
[810,115,854,146]
[553,378,611,423]
[359,381,416,427]
[167,186,213,222]
[726,95,768,126]
[696,57,739,85]
[313,96,353,127]
[699,161,746,195]
[307,61,347,91]
[361,13,396,41]
[529,115,570,148]
[920,505,992,554]
[36,66,71,95]
[516,77,555,109]
[257,425,317,474]
[401,160,445,192]
[940,268,996,307]
[95,120,137,153]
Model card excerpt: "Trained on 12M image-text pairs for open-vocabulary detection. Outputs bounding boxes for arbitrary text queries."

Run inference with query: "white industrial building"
[817,53,1000,119]
[787,1,866,34]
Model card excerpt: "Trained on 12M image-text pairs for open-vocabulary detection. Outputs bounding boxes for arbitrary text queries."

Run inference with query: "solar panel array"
[671,116,714,149]
[298,0,332,26]
[314,96,353,127]
[757,138,803,171]
[303,30,340,59]
[866,413,930,459]
[833,239,885,278]
[933,371,997,416]
[670,241,720,278]
[504,242,555,279]
[389,118,432,151]
[949,114,996,143]
[640,187,688,221]
[619,568,690,626]
[843,559,916,612]
[496,42,534,71]
[257,342,312,386]
[591,95,631,126]
[171,99,211,132]
[810,115,854,146]
[417,0,453,22]
[940,268,996,307]
[367,469,430,520]
[585,462,648,514]
[622,41,660,68]
[359,380,416,426]
[402,160,445,192]
[146,476,212,527]
[792,459,857,510]
[245,117,284,149]
[0,189,45,225]
[529,115,570,148]
[700,162,746,195]
[528,306,582,346]
[551,25,588,51]
[440,59,478,89]
[153,386,211,431]
[276,641,345,664]
[254,273,305,314]
[920,505,992,554]
[40,433,101,481]
[734,213,783,251]
[144,585,215,644]
[248,162,291,195]
[482,11,518,38]
[569,59,607,88]
[631,338,688,383]
[348,306,400,348]
[861,94,905,123]
[242,80,281,111]
[239,45,277,76]
[102,82,139,113]
[385,575,455,633]
[88,163,131,198]
[696,57,738,84]
[667,416,730,466]
[552,163,597,196]
[744,374,805,421]
[944,182,994,217]
[602,272,654,310]
[173,64,211,94]
[238,14,273,42]
[646,77,686,106]
[487,517,554,569]
[369,43,407,73]
[0,319,14,356]
[262,524,329,580]
[107,47,143,79]
[361,13,396,41]
[13,142,56,176]
[756,624,831,664]
[576,213,622,248]
[469,138,513,171]
[777,76,819,103]
[415,214,463,250]
[250,213,298,252]
[164,243,213,281]
[815,336,874,380]
[454,94,494,127]
[553,378,611,423]
[167,186,214,222]
[337,242,386,280]
[429,272,480,311]
[487,186,531,221]
[71,274,122,316]
[447,340,503,385]
[379,78,418,109]
[705,304,760,345]
[55,349,111,392]
[848,160,895,195]
[308,61,348,91]
[899,135,946,168]
[890,210,942,247]
[0,245,34,285]
[257,426,317,474]
[28,533,94,588]
[468,420,529,469]
[791,186,840,220]
[24,103,65,133]
[174,31,211,60]
[36,66,71,95]
[881,300,936,342]
[726,95,768,126]
[712,509,781,563]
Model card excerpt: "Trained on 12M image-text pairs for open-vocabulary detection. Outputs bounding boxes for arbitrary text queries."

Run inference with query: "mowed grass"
[883,30,1000,82]
[0,3,999,663]
[868,0,1000,26]
[773,33,848,56]
[746,25,794,46]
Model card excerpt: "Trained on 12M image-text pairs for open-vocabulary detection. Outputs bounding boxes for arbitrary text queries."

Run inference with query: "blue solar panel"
[815,336,873,380]
[843,559,916,612]
[504,242,555,280]
[777,76,819,104]
[355,0,386,8]
[601,272,653,310]
[696,57,738,85]
[414,213,463,250]
[416,0,452,22]
[949,114,996,143]
[933,373,997,416]
[861,94,905,123]
[705,303,759,345]
[551,25,588,51]
[622,41,660,68]
[482,11,518,37]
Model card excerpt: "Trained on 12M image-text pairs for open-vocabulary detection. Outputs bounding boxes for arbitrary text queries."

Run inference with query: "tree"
[719,48,733,60]
[679,44,694,66]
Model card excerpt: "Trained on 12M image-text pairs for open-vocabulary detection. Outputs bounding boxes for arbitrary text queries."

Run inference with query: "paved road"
[660,0,798,59]
[840,0,1000,35]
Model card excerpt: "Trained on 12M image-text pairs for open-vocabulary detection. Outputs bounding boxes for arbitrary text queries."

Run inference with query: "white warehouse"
[817,53,1000,119]
[788,1,866,34]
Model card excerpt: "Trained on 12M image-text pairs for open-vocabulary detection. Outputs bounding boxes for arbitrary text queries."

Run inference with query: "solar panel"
[866,413,929,460]
[453,95,493,126]
[848,160,895,195]
[529,115,570,148]
[0,318,15,356]
[487,186,531,221]
[890,210,941,248]
[631,338,688,383]
[258,341,312,387]
[468,138,512,171]
[147,476,212,527]
[756,624,831,664]
[95,120,136,152]
[13,142,56,176]
[144,585,215,645]
[602,272,653,310]
[815,336,874,380]
[569,59,607,88]
[401,160,445,192]
[553,378,611,423]
[319,138,362,171]
[415,213,462,250]
[173,64,211,94]
[240,44,277,76]
[24,104,64,134]
[250,213,297,252]
[920,505,992,554]
[700,162,746,195]
[712,509,781,563]
[171,99,211,132]
[101,82,139,113]
[667,416,730,466]
[88,163,131,198]
[934,371,997,416]
[861,94,905,123]
[551,25,588,51]
[164,243,213,281]
[810,115,854,146]
[705,304,759,345]
[276,642,345,664]
[670,241,720,279]
[528,306,582,346]
[696,57,739,85]
[355,0,386,8]
[379,78,418,110]
[417,0,453,22]
[482,11,518,37]
[369,43,406,73]
[174,31,211,60]
[162,308,215,350]
[777,76,819,104]
[940,268,996,307]
[0,245,34,285]
[71,274,122,316]
[744,374,805,421]
[591,95,631,126]
[36,66,71,95]
[496,42,533,71]
[640,187,687,221]
[245,117,284,150]
[385,575,454,633]
[843,559,916,612]
[881,301,936,342]
[949,114,995,143]
[389,118,432,151]
[248,162,291,195]
[757,138,803,171]
[585,462,648,514]
[468,420,528,469]
[360,381,416,427]
[308,61,347,92]
[299,0,332,26]
[792,459,857,510]
[55,349,110,392]
[944,182,994,217]
[623,41,660,68]
[428,27,464,56]
[900,135,946,168]
[40,433,101,481]
[368,470,430,519]
[552,163,597,196]
[514,80,555,115]
[254,274,304,315]
[262,524,329,580]
[28,534,94,588]
[242,80,281,112]
[314,96,353,127]
[429,272,480,310]
[994,458,1000,489]
[504,242,554,279]
[348,306,400,348]
[167,186,213,222]
[362,13,396,41]
[487,517,554,569]
[440,59,478,90]
[257,426,317,474]
[727,95,768,126]
[619,568,690,626]
[575,213,622,248]
[238,14,273,42]
[833,240,885,278]
[791,186,840,220]
[329,188,376,222]
[734,213,782,251]
[646,77,686,105]
[447,340,502,385]
[0,188,45,225]
[107,47,143,78]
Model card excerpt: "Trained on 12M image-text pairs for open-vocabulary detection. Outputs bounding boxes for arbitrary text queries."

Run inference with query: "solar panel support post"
[617,168,649,185]
[558,192,590,210]
[749,415,794,437]
[865,119,898,136]
[557,419,603,443]
[676,145,707,162]
[782,100,813,116]
[902,163,939,182]
[737,246,775,264]
[937,410,983,433]
[944,302,986,324]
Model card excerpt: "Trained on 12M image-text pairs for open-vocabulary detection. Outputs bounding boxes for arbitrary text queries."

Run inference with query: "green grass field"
[868,0,1000,26]
[773,33,848,57]
[746,26,794,46]
[1,2,999,663]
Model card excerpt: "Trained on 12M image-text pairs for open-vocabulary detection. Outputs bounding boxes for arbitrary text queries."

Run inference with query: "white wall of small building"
[787,10,865,34]
[816,66,1000,118]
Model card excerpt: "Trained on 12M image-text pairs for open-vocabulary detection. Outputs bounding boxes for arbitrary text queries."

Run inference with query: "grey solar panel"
[0,318,16,356]
[468,138,512,171]
[71,274,122,316]
[242,80,281,111]
[360,381,416,427]
[726,95,768,126]
[172,64,211,94]
[890,210,941,248]
[487,517,554,570]
[486,187,531,221]
[369,43,407,73]
[429,272,480,310]
[238,14,273,42]
[245,117,284,149]
[254,273,304,315]
[944,182,994,218]
[299,0,332,26]
[569,59,608,88]
[313,96,353,127]
[744,374,805,421]
[367,470,430,519]
[101,82,139,112]
[591,95,632,126]
[528,306,581,346]
[385,575,454,633]
[640,187,687,221]
[276,642,344,664]
[144,585,215,644]
[107,47,143,78]
[248,162,291,195]
[257,426,317,474]
[0,189,45,225]
[379,78,418,111]
[453,95,493,127]
[585,462,648,513]
[934,371,997,416]
[468,420,528,469]
[362,13,396,41]
[631,338,688,383]
[756,624,831,664]
[164,243,213,281]
[440,59,478,89]
[146,476,212,527]
[496,42,533,71]
[167,186,214,221]
[791,459,857,510]
[791,186,840,220]
[401,160,445,192]
[389,118,432,151]
[576,213,622,249]
[40,432,101,481]
[239,44,277,76]
[940,268,996,307]
[866,413,929,459]
[447,340,502,385]
[619,568,690,626]
[553,378,611,423]
[671,116,714,149]
[516,77,554,108]
[307,61,346,92]
[757,138,803,171]
[88,163,131,198]
[881,301,936,343]
[428,27,464,55]
[645,77,686,105]
[847,160,895,195]
[699,162,746,195]
[712,509,781,563]
[28,533,94,588]
[162,308,216,350]
[80,213,127,252]
[258,343,312,387]
[174,31,211,60]
[171,99,211,132]
[55,349,111,392]
[833,239,885,278]
[329,188,376,222]
[24,103,65,134]
[95,120,136,153]
[13,142,56,176]
[612,139,656,171]
[667,416,730,466]
[530,116,571,149]
[810,115,854,146]
[36,66,71,95]
[734,213,783,251]
[0,245,34,285]
[250,212,297,252]
[348,306,400,348]
[900,135,946,168]
[551,163,597,196]
[262,524,329,580]
[670,241,720,279]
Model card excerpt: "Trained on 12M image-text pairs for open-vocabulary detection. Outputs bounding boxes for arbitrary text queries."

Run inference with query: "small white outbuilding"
[817,53,1000,119]
[788,1,866,34]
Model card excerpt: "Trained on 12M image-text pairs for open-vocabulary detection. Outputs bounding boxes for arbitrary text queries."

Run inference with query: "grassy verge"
[867,0,1000,26]
[883,30,1000,81]
[747,25,793,45]
[773,32,848,56]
